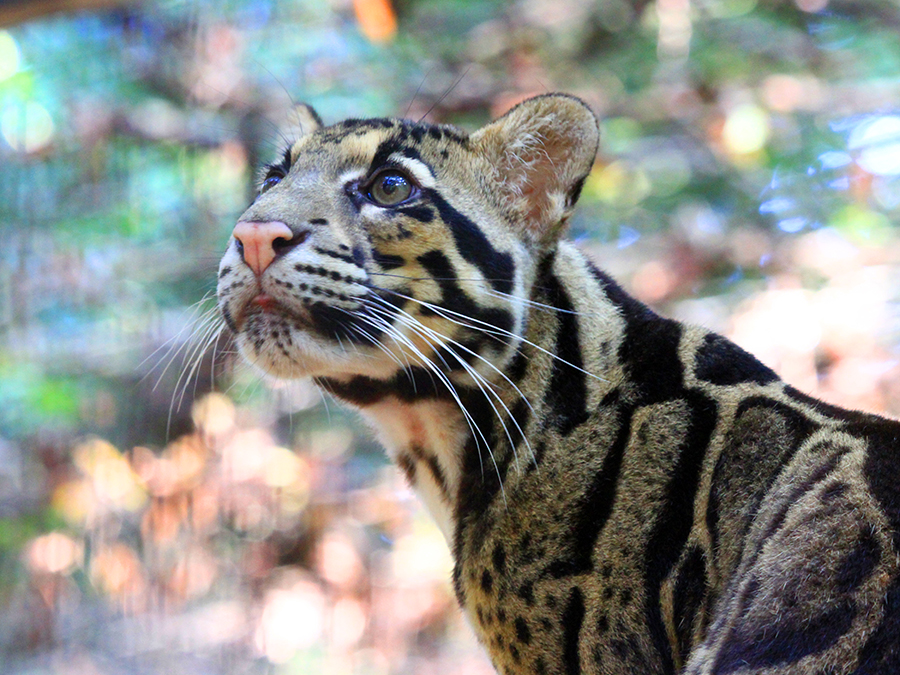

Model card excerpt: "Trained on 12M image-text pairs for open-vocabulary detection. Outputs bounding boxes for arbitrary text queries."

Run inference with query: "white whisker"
[365,299,535,473]
[372,286,608,383]
[353,309,500,496]
[145,295,220,392]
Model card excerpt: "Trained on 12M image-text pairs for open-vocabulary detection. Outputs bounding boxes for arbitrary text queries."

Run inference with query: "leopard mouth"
[232,295,384,380]
[235,293,310,332]
[249,293,280,312]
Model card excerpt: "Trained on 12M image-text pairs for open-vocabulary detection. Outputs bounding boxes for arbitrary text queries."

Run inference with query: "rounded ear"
[471,94,599,242]
[281,103,324,143]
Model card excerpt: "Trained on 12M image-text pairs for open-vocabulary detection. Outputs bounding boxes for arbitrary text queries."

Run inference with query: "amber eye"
[367,170,413,206]
[260,174,282,193]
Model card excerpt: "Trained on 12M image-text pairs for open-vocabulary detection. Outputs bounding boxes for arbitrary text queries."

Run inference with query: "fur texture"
[217,94,900,674]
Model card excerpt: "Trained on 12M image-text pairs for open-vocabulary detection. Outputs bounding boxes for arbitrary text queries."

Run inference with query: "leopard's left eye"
[367,169,414,206]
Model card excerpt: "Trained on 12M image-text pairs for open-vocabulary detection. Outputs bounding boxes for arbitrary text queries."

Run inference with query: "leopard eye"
[260,174,282,193]
[367,170,413,206]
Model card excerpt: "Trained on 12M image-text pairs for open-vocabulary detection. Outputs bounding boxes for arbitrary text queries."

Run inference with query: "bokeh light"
[1,100,54,153]
[849,115,900,176]
[2,1,900,673]
[255,572,327,663]
[722,104,770,156]
[0,30,19,81]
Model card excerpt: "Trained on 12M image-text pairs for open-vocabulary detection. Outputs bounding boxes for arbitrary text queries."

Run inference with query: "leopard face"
[217,96,597,394]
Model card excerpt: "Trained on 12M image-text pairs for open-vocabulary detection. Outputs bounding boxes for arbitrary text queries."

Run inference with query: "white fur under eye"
[390,155,436,189]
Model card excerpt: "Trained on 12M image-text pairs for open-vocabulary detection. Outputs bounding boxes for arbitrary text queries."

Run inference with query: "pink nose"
[232,221,294,276]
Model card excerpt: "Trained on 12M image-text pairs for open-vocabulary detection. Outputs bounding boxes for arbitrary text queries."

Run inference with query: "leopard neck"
[317,242,640,541]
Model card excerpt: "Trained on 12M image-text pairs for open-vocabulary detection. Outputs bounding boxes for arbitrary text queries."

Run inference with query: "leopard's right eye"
[261,174,283,193]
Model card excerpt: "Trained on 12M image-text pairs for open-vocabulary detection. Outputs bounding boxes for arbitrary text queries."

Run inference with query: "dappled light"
[7,391,481,673]
[1,0,900,672]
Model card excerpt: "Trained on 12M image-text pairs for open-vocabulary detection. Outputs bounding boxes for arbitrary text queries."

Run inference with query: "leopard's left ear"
[283,103,324,142]
[472,94,599,243]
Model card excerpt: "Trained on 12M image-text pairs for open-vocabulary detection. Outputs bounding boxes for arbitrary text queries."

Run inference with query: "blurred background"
[1,0,899,672]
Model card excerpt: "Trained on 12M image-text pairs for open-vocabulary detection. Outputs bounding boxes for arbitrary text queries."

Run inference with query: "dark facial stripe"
[316,365,457,406]
[458,391,505,525]
[320,118,395,145]
[292,263,361,285]
[314,247,356,265]
[416,249,515,338]
[541,263,589,435]
[433,340,484,373]
[306,282,406,346]
[308,303,380,344]
[428,191,515,295]
[411,443,450,502]
[263,147,292,178]
[372,250,406,270]
[397,204,434,223]
[452,563,464,609]
[567,175,587,207]
[453,393,500,606]
[221,305,237,331]
[506,346,528,383]
[434,124,467,145]
[397,452,416,485]
[507,397,532,458]
[368,135,429,174]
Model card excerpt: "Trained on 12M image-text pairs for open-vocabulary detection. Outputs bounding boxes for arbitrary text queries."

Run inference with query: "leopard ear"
[282,103,324,141]
[472,94,599,242]
[290,103,325,140]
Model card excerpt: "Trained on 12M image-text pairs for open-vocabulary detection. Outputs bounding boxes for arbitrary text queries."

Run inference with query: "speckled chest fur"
[216,94,900,674]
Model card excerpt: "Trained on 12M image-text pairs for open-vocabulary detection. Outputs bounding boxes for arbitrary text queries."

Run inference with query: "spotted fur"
[217,95,900,674]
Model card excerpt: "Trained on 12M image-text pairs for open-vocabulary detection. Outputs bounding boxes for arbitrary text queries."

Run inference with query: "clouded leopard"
[216,94,900,674]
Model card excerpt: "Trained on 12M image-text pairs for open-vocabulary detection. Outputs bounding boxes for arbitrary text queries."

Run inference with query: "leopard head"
[216,94,599,392]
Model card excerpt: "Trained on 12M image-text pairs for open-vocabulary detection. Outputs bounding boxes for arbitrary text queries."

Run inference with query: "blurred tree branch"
[0,0,131,26]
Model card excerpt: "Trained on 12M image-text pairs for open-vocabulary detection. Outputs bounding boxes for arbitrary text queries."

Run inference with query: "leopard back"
[217,94,900,674]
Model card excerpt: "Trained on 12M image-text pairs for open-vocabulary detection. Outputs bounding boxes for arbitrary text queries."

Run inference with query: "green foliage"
[0,1,899,670]
[0,0,896,453]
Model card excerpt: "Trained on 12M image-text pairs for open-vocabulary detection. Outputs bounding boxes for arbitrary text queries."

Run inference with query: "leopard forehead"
[286,117,473,176]
[246,115,511,238]
[242,114,526,268]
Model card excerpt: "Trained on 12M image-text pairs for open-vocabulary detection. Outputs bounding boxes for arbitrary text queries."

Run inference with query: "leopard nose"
[232,221,295,276]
